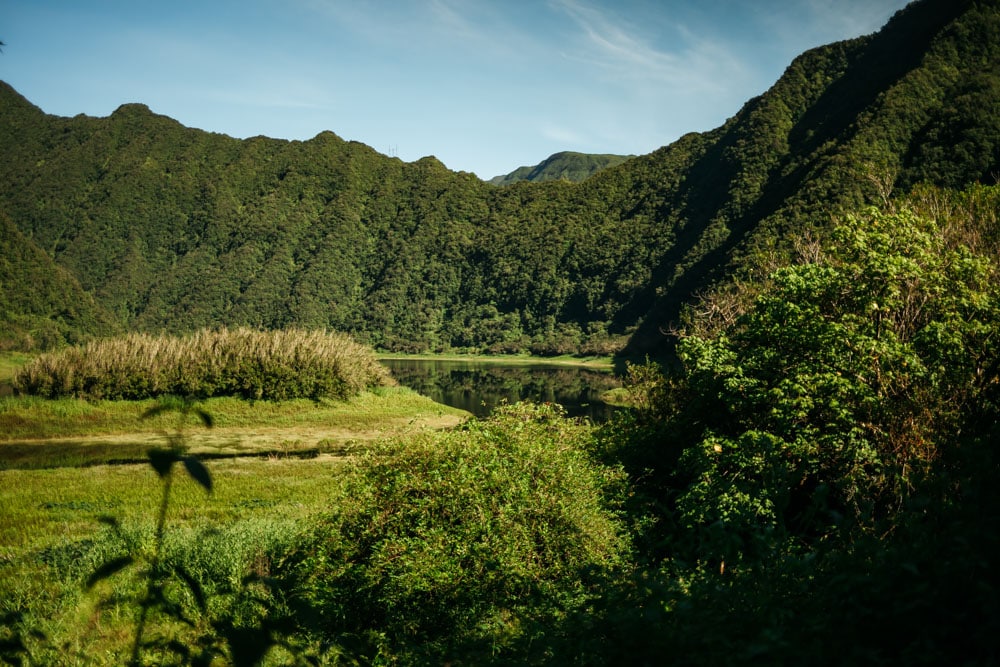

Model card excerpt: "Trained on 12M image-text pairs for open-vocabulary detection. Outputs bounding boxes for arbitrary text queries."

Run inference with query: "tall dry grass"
[12,328,395,401]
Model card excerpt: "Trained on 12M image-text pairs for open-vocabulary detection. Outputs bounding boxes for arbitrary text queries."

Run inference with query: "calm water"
[380,358,623,421]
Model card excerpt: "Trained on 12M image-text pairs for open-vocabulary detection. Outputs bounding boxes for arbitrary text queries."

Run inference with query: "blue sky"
[3,0,911,179]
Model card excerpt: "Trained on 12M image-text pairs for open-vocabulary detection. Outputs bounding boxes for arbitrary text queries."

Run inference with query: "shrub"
[12,327,395,401]
[279,402,631,662]
[642,205,1000,566]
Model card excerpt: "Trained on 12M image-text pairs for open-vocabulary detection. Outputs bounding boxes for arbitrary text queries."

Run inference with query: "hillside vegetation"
[0,214,120,350]
[1,0,997,355]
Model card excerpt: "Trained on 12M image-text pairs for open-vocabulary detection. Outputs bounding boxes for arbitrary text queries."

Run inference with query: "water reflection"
[380,358,622,421]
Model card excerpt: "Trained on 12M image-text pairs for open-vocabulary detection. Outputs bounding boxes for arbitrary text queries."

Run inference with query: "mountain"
[488,152,635,186]
[0,0,996,355]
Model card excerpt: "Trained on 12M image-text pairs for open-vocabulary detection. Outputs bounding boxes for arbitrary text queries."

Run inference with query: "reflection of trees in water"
[382,361,621,420]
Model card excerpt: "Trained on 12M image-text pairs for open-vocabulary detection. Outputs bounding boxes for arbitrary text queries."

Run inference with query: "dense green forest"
[1,0,997,355]
[0,212,119,349]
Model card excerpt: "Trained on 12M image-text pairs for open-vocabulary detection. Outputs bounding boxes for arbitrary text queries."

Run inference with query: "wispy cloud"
[426,0,488,43]
[749,0,909,56]
[4,0,913,178]
[539,122,587,145]
[294,0,525,62]
[549,0,747,94]
[553,0,666,69]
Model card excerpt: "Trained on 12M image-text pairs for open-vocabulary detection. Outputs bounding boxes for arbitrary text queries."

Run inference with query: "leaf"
[96,515,121,532]
[148,448,179,478]
[85,555,134,590]
[222,625,275,667]
[183,456,213,494]
[174,565,207,612]
[194,408,214,429]
[141,395,183,421]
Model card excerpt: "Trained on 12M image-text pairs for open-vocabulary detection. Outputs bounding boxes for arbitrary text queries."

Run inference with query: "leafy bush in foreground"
[279,402,631,663]
[620,202,1000,568]
[12,327,395,401]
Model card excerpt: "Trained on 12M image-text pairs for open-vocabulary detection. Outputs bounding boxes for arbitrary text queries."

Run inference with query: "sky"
[2,0,912,179]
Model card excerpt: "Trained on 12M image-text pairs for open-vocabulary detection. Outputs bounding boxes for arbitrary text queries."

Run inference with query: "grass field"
[0,376,471,664]
[0,454,353,663]
[0,387,466,468]
[0,380,469,551]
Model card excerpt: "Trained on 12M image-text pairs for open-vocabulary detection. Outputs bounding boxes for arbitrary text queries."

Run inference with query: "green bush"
[279,402,631,662]
[12,327,394,401]
[638,204,1000,566]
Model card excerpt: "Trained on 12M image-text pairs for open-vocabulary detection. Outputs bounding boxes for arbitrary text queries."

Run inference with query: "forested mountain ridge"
[0,0,997,354]
[0,213,120,349]
[487,151,635,185]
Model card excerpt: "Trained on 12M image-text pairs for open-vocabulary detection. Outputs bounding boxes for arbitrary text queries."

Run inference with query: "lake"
[379,358,623,421]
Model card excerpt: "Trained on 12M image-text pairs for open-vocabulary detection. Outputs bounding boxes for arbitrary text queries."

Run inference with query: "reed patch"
[12,328,395,401]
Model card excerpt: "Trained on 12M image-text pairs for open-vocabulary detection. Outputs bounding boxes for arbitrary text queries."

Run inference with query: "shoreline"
[376,351,616,370]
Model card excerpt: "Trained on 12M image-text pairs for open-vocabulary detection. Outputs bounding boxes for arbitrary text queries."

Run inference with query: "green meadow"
[0,338,472,663]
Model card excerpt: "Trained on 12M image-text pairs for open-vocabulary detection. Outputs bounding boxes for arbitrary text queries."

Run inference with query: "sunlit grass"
[0,385,469,661]
[0,387,468,468]
[0,456,344,561]
[0,353,478,661]
[0,455,351,664]
[0,351,34,383]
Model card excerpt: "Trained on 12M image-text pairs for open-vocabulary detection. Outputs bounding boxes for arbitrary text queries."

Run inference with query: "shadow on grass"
[0,441,351,471]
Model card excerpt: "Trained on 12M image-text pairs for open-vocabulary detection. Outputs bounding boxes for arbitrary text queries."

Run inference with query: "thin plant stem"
[130,468,174,666]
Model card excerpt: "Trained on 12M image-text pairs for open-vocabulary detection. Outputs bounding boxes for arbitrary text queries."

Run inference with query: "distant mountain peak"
[489,151,635,185]
[111,102,153,115]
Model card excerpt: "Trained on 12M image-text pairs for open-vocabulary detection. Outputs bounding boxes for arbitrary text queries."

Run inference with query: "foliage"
[523,463,1000,667]
[630,202,1000,567]
[3,185,999,663]
[59,397,309,666]
[0,0,997,355]
[12,327,394,401]
[128,399,214,664]
[0,213,120,351]
[553,185,1000,664]
[3,0,1000,661]
[0,386,460,663]
[279,401,631,663]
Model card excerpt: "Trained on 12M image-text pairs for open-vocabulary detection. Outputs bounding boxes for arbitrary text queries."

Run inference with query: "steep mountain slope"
[616,0,997,352]
[0,213,120,349]
[488,152,634,186]
[0,0,995,354]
